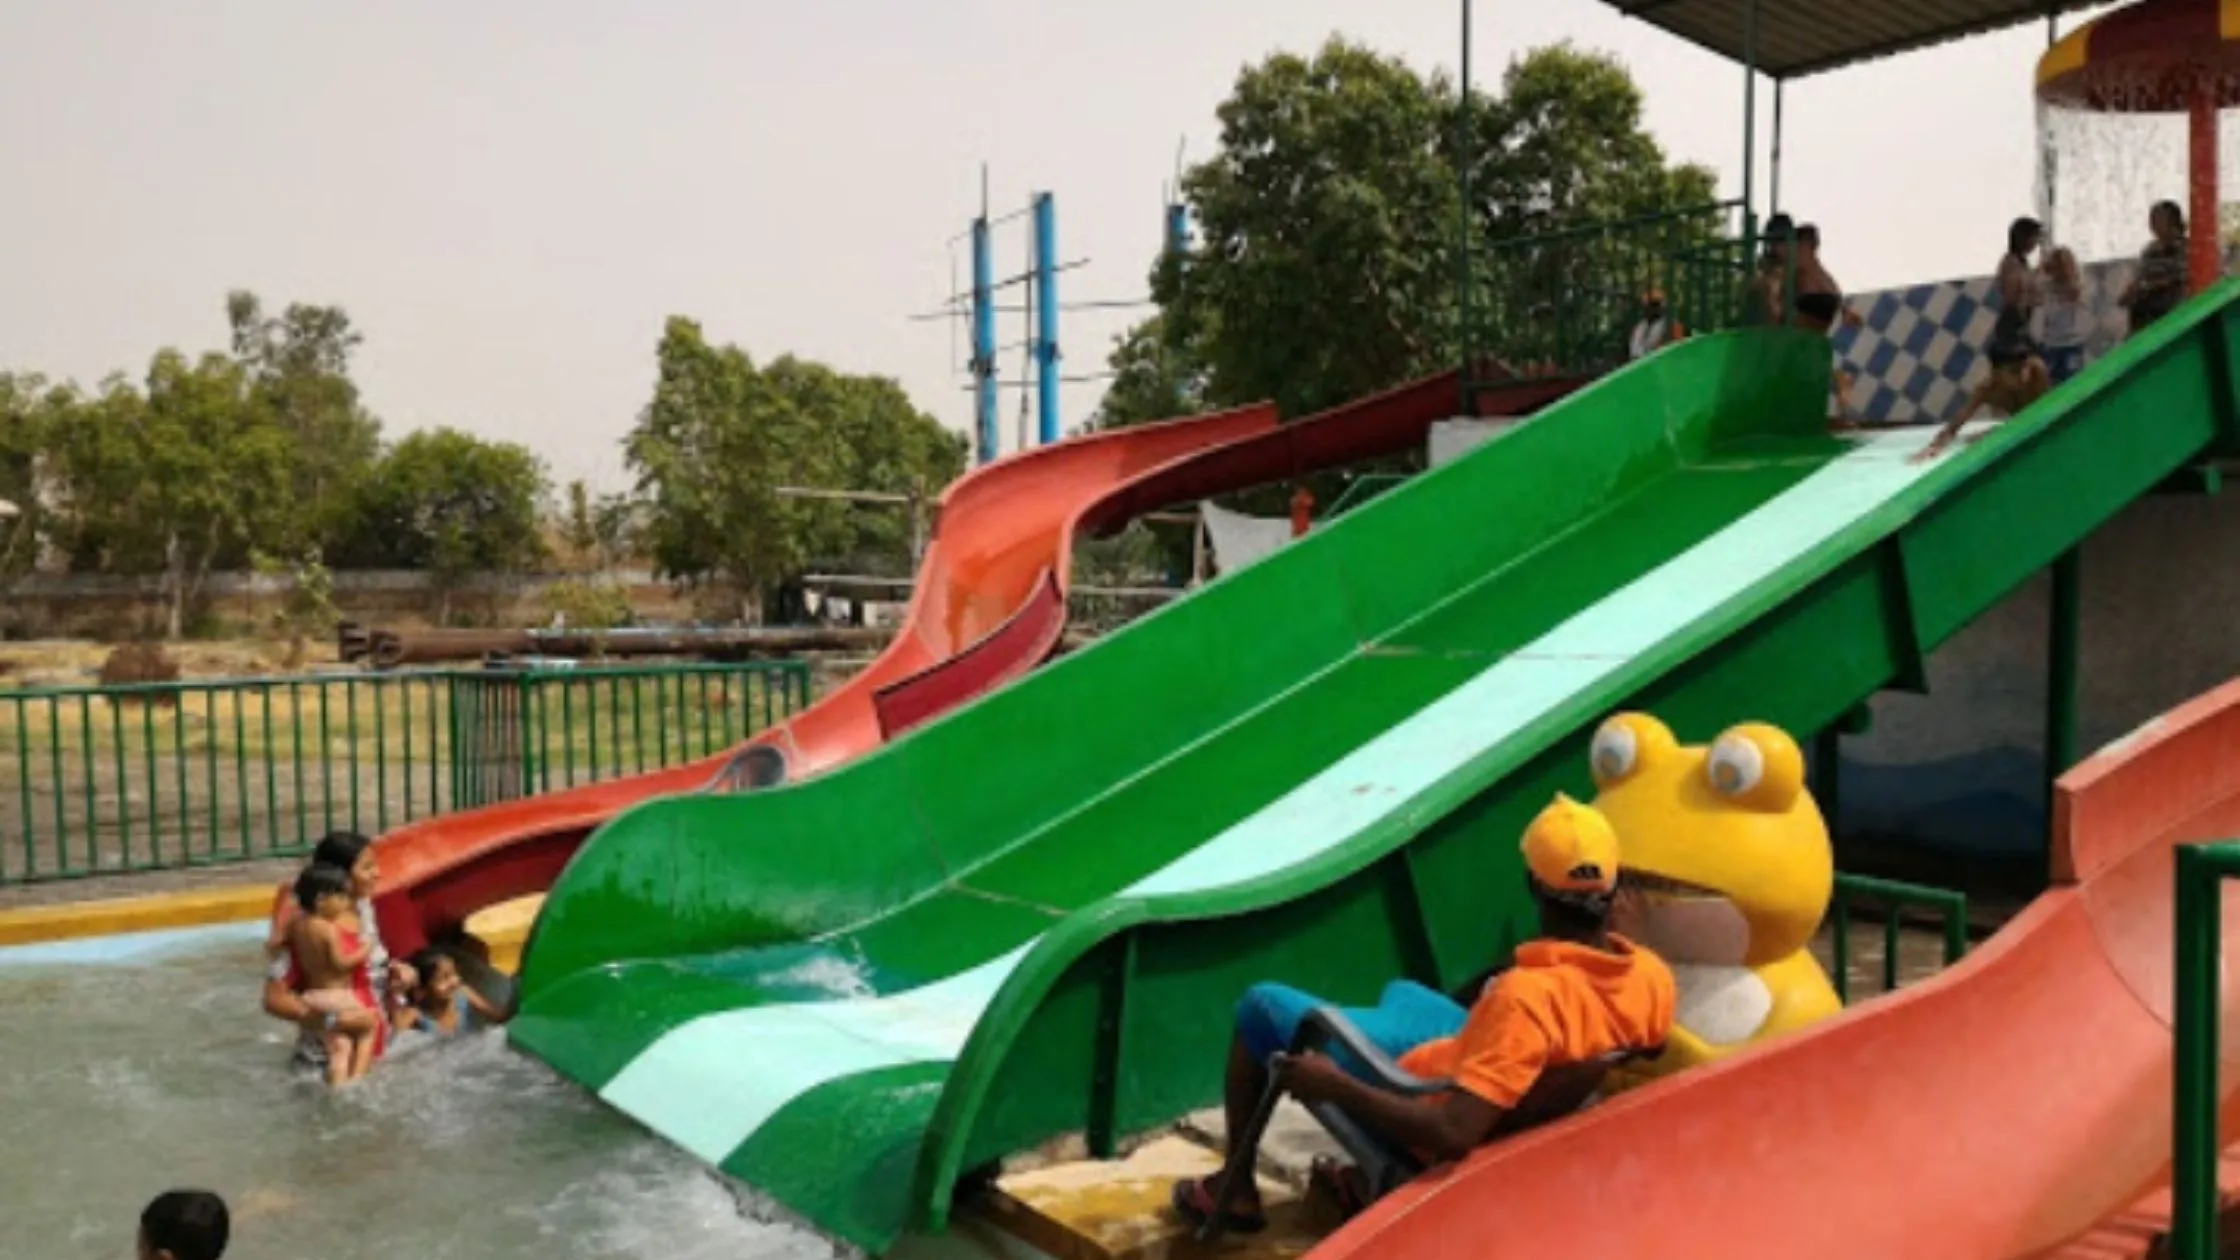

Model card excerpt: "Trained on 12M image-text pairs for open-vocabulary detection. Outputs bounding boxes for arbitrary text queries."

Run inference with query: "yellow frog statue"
[1585,711,1841,1083]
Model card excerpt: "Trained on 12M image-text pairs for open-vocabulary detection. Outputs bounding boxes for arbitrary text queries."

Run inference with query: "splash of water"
[2037,102,2199,262]
[2038,68,2240,269]
[1,940,844,1260]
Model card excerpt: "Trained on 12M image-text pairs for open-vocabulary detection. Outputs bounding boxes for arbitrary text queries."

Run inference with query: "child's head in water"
[139,1190,229,1260]
[293,863,353,920]
[409,947,462,1012]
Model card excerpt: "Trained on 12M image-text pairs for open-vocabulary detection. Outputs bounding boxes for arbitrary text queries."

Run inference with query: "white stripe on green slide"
[595,423,1968,1198]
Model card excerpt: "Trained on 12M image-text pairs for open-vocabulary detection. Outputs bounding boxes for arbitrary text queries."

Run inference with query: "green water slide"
[510,288,2240,1252]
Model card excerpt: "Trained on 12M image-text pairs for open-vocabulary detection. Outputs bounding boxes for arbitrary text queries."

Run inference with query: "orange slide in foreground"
[364,402,1276,958]
[1311,678,2240,1260]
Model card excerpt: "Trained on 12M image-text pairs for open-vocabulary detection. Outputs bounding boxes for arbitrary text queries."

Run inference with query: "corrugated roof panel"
[1600,0,2108,78]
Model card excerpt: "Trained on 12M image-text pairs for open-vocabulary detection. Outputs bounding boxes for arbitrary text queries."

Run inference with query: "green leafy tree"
[0,373,69,596]
[627,320,839,616]
[250,547,337,666]
[779,357,965,568]
[626,320,960,612]
[556,480,645,573]
[1464,44,1717,241]
[226,291,382,555]
[1090,315,1207,431]
[590,491,642,569]
[1114,38,1718,424]
[1154,38,1463,421]
[47,352,292,638]
[347,428,550,622]
[562,479,599,571]
[1461,44,1721,367]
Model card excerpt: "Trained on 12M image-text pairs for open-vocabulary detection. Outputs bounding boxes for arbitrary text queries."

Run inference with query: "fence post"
[446,671,470,810]
[2173,842,2225,1260]
[515,669,539,800]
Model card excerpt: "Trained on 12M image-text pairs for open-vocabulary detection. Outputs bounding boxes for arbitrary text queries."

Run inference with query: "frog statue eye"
[1589,713,1676,788]
[1702,722,1805,812]
[1591,720,1638,783]
[1706,733,1766,796]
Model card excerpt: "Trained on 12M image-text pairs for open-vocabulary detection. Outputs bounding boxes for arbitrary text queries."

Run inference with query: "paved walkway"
[0,858,298,910]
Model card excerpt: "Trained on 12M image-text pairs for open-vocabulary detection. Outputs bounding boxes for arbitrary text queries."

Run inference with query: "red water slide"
[1306,676,2240,1260]
[365,372,1581,959]
[361,403,1270,956]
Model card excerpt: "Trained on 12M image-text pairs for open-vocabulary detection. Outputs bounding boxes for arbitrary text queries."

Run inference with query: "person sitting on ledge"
[1168,794,1675,1234]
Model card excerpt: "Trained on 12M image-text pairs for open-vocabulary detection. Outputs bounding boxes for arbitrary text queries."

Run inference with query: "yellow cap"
[1520,793,1620,895]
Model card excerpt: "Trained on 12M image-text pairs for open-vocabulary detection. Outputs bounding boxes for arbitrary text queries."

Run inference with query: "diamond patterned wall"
[1830,257,2138,423]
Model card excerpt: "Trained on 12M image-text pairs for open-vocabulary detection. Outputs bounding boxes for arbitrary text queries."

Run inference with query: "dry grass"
[0,642,817,885]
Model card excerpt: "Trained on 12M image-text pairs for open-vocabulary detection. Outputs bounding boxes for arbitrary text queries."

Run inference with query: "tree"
[556,480,644,575]
[0,373,68,596]
[1464,44,1717,242]
[590,491,642,570]
[45,352,292,638]
[226,291,381,556]
[562,479,600,571]
[1154,38,1464,421]
[780,356,965,567]
[1460,45,1721,367]
[1113,38,1718,424]
[348,428,549,622]
[626,320,960,614]
[1090,315,1207,431]
[250,547,337,666]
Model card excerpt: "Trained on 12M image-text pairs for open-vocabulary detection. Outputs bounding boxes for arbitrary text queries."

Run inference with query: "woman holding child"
[261,831,413,1080]
[262,830,509,1082]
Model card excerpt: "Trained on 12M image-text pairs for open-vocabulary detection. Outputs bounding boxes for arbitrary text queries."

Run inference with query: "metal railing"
[2173,841,2240,1260]
[1827,871,1971,1004]
[0,660,812,885]
[1462,201,1752,390]
[1322,473,1413,520]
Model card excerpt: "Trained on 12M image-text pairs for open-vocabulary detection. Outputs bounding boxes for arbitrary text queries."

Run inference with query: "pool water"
[0,933,842,1260]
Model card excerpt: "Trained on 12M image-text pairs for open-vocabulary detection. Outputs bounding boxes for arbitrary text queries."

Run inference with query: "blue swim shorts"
[1233,979,1467,1080]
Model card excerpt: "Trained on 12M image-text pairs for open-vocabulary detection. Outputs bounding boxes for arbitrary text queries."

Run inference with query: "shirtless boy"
[288,863,377,1084]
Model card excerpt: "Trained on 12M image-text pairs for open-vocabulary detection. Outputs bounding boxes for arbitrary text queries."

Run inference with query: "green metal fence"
[1826,871,1971,1005]
[1463,200,1752,393]
[0,660,812,885]
[2173,841,2240,1260]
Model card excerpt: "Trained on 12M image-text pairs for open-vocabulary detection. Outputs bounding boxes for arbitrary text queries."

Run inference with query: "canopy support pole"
[1740,0,1759,226]
[1770,78,1784,215]
[2190,78,2220,294]
[1456,0,1475,414]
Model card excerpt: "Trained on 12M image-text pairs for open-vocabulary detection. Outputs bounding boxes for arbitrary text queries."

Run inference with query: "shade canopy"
[1595,0,2110,80]
[2037,0,2240,112]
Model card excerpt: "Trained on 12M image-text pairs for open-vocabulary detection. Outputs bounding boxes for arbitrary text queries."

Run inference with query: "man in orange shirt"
[1171,794,1675,1234]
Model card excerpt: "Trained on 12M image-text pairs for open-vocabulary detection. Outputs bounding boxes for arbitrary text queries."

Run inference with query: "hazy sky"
[1,2,2103,492]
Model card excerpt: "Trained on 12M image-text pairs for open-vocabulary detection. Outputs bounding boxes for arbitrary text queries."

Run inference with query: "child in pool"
[394,946,507,1037]
[138,1190,228,1260]
[287,863,378,1084]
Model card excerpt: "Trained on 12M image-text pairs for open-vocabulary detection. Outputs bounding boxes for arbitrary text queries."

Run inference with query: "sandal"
[1169,1174,1268,1234]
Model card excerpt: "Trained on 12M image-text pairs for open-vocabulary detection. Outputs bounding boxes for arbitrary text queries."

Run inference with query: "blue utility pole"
[1032,193,1060,446]
[971,214,997,464]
